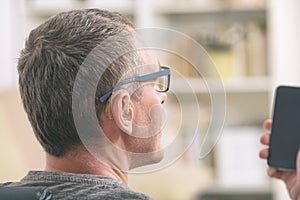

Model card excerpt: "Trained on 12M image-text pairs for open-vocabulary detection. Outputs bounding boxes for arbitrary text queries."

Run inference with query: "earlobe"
[111,90,133,135]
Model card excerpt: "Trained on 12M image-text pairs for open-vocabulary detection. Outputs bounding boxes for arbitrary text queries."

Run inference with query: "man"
[2,9,169,199]
[260,119,300,200]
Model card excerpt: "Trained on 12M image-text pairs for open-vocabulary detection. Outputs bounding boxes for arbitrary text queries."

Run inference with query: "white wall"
[269,0,300,87]
[0,0,23,91]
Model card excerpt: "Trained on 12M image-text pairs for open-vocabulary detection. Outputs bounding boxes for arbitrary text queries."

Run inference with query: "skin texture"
[259,119,300,200]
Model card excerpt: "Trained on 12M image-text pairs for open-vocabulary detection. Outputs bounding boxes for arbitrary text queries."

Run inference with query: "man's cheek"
[131,104,164,138]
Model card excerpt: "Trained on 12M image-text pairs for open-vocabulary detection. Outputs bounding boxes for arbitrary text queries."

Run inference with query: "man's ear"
[111,90,133,135]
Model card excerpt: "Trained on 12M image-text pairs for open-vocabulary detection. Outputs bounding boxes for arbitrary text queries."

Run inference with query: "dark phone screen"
[268,86,300,170]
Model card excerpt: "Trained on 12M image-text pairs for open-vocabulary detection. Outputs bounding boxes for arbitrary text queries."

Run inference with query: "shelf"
[154,3,267,26]
[155,4,266,15]
[24,0,266,19]
[170,76,269,94]
[24,0,134,17]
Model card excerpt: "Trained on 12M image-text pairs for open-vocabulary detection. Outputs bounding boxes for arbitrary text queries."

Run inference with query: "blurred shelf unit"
[24,0,134,18]
[154,4,266,23]
[171,77,269,94]
[155,2,270,188]
[24,0,266,22]
[155,5,266,15]
[156,6,268,81]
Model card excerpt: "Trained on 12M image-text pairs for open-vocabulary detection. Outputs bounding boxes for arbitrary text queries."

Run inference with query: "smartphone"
[268,85,300,170]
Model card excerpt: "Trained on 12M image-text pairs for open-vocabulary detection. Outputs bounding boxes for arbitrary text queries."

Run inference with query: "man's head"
[18,8,168,168]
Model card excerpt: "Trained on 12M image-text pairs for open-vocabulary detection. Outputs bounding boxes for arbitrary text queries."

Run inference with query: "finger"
[263,119,272,133]
[296,149,300,180]
[259,148,269,159]
[260,134,270,145]
[267,167,282,178]
[267,167,280,178]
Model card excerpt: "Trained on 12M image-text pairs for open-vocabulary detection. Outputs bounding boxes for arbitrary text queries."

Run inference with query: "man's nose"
[160,92,167,104]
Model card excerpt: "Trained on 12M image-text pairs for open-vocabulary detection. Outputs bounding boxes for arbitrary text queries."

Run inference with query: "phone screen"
[268,86,300,170]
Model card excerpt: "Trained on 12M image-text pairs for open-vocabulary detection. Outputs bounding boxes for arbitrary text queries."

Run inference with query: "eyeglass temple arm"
[99,88,114,102]
[99,67,170,102]
[98,78,136,102]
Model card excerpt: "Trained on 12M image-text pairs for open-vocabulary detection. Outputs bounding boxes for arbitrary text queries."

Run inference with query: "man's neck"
[45,151,128,185]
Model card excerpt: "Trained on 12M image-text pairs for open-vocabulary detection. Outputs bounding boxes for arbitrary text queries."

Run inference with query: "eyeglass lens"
[155,75,168,92]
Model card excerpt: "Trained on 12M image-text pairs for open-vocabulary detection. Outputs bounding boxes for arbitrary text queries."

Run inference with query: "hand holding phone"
[268,86,300,170]
[260,119,300,200]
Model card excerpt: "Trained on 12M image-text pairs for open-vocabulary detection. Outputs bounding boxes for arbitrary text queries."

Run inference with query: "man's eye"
[154,84,160,91]
[154,78,163,91]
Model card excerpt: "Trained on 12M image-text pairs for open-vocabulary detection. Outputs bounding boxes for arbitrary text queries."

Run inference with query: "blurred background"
[1,0,300,199]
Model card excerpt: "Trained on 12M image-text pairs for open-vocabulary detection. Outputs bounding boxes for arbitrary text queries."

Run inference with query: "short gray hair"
[18,8,143,157]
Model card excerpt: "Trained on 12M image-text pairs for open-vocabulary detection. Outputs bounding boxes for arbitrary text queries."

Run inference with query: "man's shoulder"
[0,182,151,200]
[0,182,53,200]
[0,182,13,187]
[97,191,151,200]
[104,187,152,200]
[0,171,152,200]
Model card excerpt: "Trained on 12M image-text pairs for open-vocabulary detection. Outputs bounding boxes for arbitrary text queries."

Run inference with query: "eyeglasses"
[98,66,170,103]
